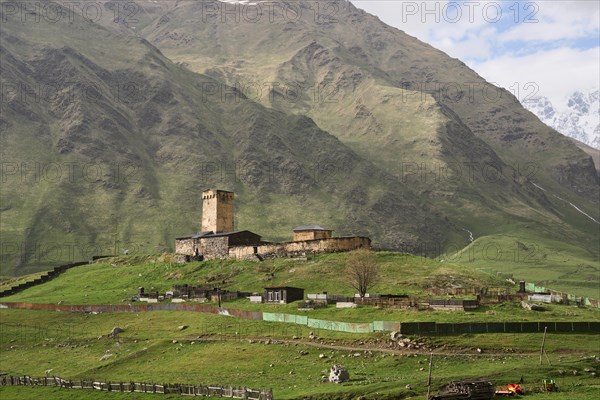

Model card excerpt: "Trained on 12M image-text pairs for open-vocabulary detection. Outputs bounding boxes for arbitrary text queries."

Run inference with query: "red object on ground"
[507,383,525,395]
[495,383,525,396]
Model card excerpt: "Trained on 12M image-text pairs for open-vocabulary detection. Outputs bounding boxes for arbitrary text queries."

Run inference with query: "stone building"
[201,190,234,233]
[292,225,333,241]
[175,230,263,260]
[175,189,371,260]
[175,189,264,259]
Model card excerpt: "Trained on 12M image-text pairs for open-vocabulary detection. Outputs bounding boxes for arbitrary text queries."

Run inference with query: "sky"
[353,0,600,104]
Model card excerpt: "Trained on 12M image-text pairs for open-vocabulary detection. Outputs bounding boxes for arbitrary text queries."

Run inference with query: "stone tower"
[201,189,234,233]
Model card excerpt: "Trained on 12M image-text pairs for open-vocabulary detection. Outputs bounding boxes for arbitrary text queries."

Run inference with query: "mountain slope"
[1,0,598,276]
[123,0,598,198]
[0,0,462,274]
[101,2,599,250]
[569,138,600,174]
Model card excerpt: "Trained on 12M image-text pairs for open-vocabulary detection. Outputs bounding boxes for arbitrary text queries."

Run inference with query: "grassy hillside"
[1,0,598,284]
[3,252,598,321]
[1,308,599,400]
[1,254,599,399]
[451,235,600,299]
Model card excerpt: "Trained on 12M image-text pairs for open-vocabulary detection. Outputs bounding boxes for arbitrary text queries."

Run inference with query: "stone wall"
[175,238,197,255]
[199,236,229,259]
[231,237,371,261]
[201,190,234,233]
[293,231,315,241]
[180,236,371,260]
[293,230,332,241]
[229,245,257,260]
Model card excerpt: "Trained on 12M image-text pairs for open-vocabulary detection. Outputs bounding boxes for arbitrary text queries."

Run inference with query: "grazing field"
[1,252,598,399]
[1,309,599,399]
[2,252,597,324]
[450,234,600,299]
[4,252,502,304]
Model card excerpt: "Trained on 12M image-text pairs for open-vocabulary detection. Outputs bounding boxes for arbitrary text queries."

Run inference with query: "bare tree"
[345,249,379,298]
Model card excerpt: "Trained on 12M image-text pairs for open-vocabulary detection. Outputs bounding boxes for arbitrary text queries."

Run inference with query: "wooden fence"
[0,375,273,399]
[353,297,418,309]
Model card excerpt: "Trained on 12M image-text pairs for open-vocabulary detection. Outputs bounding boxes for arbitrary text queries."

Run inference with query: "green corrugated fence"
[262,313,374,333]
[307,318,373,333]
[262,313,308,325]
[261,313,599,335]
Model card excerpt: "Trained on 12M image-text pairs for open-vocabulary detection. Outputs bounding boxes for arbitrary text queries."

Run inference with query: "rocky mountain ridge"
[524,89,599,149]
[0,0,598,275]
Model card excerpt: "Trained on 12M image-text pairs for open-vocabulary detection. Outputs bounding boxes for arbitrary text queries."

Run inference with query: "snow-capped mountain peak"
[523,89,599,149]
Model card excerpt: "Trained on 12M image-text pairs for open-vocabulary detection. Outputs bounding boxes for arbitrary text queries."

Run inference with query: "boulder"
[329,365,350,383]
[109,327,124,338]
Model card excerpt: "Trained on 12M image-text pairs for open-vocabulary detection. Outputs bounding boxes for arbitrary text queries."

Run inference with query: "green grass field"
[2,252,598,324]
[1,252,598,399]
[1,308,599,399]
[450,234,600,299]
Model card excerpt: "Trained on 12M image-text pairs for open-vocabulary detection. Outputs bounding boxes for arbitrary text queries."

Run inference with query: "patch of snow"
[531,182,599,224]
[463,228,474,242]
[568,202,600,224]
[531,182,546,192]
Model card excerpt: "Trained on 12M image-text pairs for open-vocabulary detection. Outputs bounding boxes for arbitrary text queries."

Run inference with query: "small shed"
[292,225,333,241]
[263,286,304,304]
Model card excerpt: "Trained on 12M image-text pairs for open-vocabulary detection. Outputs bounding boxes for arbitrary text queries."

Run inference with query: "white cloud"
[354,0,500,41]
[352,0,600,102]
[429,26,497,60]
[500,1,599,43]
[352,1,510,61]
[471,46,600,101]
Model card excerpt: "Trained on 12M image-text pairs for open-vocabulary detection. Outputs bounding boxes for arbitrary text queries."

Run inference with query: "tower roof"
[202,189,234,194]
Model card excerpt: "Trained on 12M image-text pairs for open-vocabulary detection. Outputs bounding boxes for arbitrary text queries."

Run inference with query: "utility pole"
[540,326,550,365]
[215,286,221,308]
[426,352,433,399]
[113,221,119,256]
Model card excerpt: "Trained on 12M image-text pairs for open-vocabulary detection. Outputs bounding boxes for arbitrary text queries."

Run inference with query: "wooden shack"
[263,286,304,304]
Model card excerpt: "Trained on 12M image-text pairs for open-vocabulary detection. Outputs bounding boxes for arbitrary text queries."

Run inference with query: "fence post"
[0,374,271,399]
